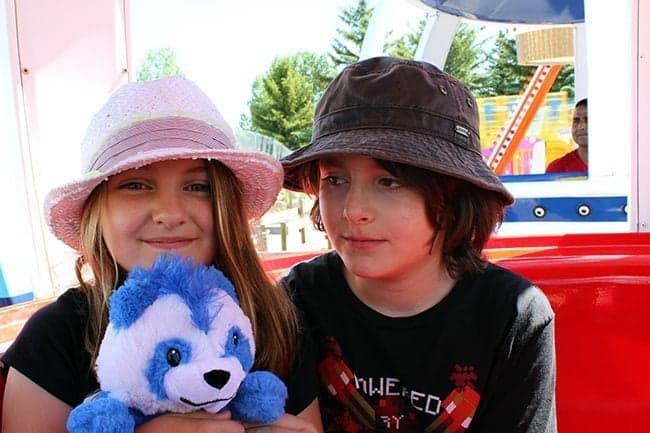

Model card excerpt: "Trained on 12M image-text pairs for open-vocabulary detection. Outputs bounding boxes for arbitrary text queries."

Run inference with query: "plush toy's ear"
[202,266,238,303]
[108,255,173,329]
[109,253,241,330]
[108,266,159,330]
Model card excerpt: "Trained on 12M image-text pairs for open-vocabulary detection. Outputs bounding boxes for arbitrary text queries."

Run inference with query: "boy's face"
[317,156,442,284]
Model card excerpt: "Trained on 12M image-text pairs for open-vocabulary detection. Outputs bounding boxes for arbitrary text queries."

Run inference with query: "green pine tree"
[289,52,337,101]
[136,47,183,81]
[330,0,373,67]
[248,56,317,150]
[385,18,425,59]
[443,23,487,95]
[481,30,535,96]
[552,64,575,98]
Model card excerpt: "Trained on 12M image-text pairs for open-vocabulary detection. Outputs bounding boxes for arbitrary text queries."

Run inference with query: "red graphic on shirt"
[318,337,481,432]
[319,336,374,431]
[423,386,480,433]
[450,364,478,389]
[376,396,420,433]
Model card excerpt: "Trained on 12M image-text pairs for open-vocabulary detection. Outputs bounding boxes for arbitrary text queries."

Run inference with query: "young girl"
[281,57,556,432]
[1,76,321,433]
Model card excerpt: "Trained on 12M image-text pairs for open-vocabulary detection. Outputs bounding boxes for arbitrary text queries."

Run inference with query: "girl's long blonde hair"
[76,160,297,378]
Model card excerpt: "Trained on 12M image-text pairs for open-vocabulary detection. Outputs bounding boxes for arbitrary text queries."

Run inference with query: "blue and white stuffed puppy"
[67,254,287,433]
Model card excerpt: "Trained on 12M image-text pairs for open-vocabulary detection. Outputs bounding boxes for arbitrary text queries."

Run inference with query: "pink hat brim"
[44,148,282,251]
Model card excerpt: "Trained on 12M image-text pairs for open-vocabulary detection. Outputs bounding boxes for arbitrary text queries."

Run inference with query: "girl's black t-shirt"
[2,289,96,405]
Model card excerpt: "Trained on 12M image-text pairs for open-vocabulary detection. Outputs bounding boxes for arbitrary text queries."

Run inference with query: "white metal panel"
[2,0,129,298]
[414,11,460,68]
[584,0,632,180]
[360,0,391,59]
[587,0,635,229]
[573,23,587,100]
[0,0,39,300]
[634,0,649,231]
[15,0,129,190]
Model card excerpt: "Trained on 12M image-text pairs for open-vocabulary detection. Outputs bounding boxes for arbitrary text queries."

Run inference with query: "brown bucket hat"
[281,56,514,204]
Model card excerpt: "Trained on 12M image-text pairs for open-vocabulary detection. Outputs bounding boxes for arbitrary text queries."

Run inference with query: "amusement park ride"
[0,0,649,432]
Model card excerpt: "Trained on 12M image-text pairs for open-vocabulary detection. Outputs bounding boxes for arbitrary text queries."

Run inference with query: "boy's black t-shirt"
[1,288,318,414]
[283,251,557,433]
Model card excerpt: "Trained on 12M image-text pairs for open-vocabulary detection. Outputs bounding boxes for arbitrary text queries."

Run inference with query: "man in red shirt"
[546,98,588,173]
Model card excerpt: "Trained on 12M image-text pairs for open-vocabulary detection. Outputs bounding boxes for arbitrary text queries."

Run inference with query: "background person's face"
[572,104,588,148]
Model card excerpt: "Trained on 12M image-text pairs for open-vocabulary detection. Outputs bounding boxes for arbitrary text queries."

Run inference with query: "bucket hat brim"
[282,128,514,205]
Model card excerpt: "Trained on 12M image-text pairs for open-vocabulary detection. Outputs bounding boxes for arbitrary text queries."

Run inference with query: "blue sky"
[131,0,426,126]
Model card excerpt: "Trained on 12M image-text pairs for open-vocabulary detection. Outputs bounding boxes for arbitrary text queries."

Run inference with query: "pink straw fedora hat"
[44,76,283,251]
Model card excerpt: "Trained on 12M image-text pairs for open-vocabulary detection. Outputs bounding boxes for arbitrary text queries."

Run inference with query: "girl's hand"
[135,398,324,433]
[135,410,245,433]
[244,413,320,433]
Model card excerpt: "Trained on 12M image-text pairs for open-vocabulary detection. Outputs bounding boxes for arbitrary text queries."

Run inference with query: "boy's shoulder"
[461,263,553,323]
[282,252,343,302]
[469,262,532,289]
[284,251,340,283]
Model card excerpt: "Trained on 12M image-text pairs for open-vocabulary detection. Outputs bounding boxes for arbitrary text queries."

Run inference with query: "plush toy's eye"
[167,348,182,366]
[232,332,239,346]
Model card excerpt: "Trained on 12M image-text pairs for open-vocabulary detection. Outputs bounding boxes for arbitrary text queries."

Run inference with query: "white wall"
[1,0,129,301]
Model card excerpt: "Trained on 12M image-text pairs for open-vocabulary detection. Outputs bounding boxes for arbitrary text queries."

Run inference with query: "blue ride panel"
[505,196,628,222]
[0,262,34,308]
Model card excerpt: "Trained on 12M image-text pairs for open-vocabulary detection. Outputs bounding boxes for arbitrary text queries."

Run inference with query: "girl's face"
[101,158,215,271]
[318,156,439,283]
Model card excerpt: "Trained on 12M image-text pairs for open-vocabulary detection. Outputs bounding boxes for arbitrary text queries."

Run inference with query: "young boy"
[281,57,556,433]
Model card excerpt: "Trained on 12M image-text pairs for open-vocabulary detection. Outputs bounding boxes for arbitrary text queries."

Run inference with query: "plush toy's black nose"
[204,369,230,389]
